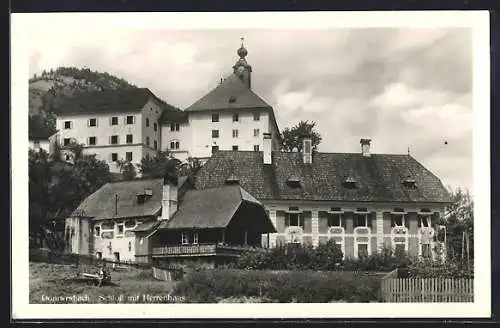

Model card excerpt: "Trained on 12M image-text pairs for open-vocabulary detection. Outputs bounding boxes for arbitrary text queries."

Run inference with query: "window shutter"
[109,117,112,125]
[87,119,90,127]
[108,153,112,161]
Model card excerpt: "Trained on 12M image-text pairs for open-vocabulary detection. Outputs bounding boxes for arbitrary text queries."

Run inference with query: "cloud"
[27,19,473,192]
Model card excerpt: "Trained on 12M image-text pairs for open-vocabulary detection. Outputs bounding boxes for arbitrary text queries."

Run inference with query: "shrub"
[407,258,473,279]
[173,269,381,303]
[231,242,343,271]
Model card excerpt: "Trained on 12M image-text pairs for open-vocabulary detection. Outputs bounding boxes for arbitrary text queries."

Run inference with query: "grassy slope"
[29,262,180,304]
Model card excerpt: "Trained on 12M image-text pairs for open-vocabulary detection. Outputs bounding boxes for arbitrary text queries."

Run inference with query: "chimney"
[161,170,179,220]
[360,138,371,157]
[303,138,312,164]
[263,133,272,164]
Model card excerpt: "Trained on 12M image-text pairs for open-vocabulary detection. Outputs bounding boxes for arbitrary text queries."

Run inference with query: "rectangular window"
[88,118,97,127]
[126,134,133,144]
[253,112,260,121]
[212,130,219,138]
[254,128,260,137]
[170,124,175,131]
[358,244,369,259]
[232,129,238,138]
[392,214,406,228]
[88,136,96,145]
[170,141,175,149]
[232,145,238,151]
[418,215,431,228]
[212,113,219,122]
[193,232,199,245]
[181,232,189,245]
[421,244,431,259]
[154,122,158,131]
[395,244,406,256]
[146,118,150,127]
[146,136,150,146]
[354,213,368,228]
[63,138,71,146]
[126,115,135,124]
[117,224,124,236]
[253,145,260,151]
[175,141,180,149]
[94,226,100,237]
[111,116,118,125]
[233,113,239,122]
[110,135,119,145]
[111,153,118,162]
[328,213,342,227]
[285,213,303,227]
[64,121,72,129]
[126,152,133,162]
[154,140,158,150]
[212,146,219,153]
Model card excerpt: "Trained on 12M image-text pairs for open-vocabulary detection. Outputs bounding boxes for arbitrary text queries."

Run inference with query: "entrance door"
[113,252,120,263]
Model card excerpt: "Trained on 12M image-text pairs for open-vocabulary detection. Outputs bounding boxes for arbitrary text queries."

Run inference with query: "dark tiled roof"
[71,178,164,219]
[53,88,181,116]
[185,73,272,112]
[133,220,161,233]
[159,106,189,124]
[194,151,452,203]
[158,185,264,229]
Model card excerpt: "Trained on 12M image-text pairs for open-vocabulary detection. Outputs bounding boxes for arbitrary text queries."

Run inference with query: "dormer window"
[137,189,153,204]
[225,174,240,184]
[286,176,301,188]
[402,177,417,189]
[343,176,358,189]
[229,96,237,104]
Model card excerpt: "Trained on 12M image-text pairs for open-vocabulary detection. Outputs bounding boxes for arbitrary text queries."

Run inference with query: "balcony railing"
[152,243,262,258]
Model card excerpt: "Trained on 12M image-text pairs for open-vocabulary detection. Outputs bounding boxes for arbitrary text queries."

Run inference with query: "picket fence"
[380,276,474,302]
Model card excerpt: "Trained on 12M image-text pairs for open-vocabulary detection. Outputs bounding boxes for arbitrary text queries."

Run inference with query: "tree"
[139,151,182,179]
[29,146,111,249]
[281,120,322,152]
[121,162,137,180]
[437,187,474,263]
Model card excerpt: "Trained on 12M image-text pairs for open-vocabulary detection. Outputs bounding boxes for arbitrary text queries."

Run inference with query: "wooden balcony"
[152,243,261,258]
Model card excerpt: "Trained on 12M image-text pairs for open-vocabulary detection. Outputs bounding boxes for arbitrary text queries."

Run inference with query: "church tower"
[232,38,252,89]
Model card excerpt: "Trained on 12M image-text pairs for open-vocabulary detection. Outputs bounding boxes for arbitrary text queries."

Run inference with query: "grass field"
[29,262,182,304]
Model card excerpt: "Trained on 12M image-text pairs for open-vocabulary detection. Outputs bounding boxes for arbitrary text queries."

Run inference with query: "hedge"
[173,269,382,303]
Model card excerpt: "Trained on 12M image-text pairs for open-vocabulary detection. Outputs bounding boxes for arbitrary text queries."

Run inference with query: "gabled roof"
[185,73,272,112]
[194,151,452,203]
[158,185,265,230]
[71,178,164,219]
[53,88,181,116]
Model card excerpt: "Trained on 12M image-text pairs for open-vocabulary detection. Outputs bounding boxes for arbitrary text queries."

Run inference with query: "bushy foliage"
[342,247,413,272]
[231,241,343,271]
[281,120,322,152]
[29,146,111,249]
[173,269,381,303]
[407,258,474,279]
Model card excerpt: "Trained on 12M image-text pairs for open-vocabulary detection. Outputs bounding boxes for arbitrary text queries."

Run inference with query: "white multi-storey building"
[49,41,282,170]
[53,88,186,173]
[160,41,281,161]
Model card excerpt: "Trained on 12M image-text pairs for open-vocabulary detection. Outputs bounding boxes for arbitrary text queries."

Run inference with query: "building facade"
[194,138,452,261]
[52,88,180,173]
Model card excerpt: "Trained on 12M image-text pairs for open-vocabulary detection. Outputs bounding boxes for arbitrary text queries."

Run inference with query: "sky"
[27,15,474,193]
